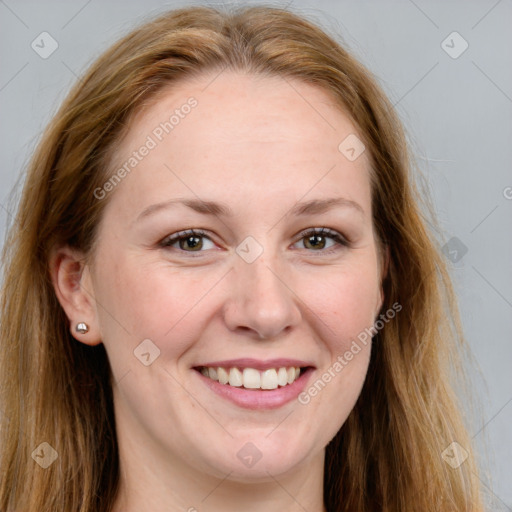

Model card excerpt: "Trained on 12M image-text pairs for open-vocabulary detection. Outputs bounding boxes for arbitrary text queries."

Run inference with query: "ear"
[49,246,102,346]
[377,244,390,313]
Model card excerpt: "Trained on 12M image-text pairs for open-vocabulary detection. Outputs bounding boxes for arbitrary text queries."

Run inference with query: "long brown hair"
[0,5,484,511]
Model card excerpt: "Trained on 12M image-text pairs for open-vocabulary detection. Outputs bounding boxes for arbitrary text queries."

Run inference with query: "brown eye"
[160,229,214,254]
[179,234,203,251]
[303,232,327,250]
[295,228,349,253]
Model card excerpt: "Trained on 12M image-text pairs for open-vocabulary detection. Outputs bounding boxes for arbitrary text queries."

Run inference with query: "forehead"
[105,71,371,218]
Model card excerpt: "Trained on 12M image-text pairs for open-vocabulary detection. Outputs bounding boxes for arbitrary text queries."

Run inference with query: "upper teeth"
[200,366,302,390]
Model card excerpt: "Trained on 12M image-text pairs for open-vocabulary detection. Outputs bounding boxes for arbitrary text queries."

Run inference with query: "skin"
[51,71,387,512]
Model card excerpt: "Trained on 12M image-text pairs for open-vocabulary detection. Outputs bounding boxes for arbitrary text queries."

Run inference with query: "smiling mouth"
[194,365,311,391]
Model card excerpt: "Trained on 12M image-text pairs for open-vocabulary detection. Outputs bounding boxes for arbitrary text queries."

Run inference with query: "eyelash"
[159,227,350,257]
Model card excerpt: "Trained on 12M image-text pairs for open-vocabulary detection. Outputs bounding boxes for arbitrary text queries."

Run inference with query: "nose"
[223,252,302,340]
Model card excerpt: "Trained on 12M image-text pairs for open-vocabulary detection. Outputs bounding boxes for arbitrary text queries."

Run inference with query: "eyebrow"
[135,196,364,223]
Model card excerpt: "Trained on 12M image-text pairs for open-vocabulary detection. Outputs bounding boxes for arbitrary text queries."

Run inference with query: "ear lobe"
[49,246,102,346]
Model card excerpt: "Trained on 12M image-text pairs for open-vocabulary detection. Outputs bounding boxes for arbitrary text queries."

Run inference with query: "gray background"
[1,0,510,508]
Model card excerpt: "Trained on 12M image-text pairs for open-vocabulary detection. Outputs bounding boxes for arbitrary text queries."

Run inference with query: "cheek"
[93,242,381,380]
[304,260,381,350]
[92,251,214,375]
[293,261,379,447]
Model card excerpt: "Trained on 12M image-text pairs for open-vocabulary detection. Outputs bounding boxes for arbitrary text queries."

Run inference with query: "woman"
[0,5,484,511]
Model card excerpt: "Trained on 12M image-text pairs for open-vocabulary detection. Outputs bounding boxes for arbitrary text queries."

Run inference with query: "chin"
[197,437,312,482]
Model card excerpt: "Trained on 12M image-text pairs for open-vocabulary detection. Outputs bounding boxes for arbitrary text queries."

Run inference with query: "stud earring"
[75,322,89,334]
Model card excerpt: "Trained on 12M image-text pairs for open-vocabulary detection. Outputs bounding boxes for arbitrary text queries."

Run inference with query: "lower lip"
[194,368,315,410]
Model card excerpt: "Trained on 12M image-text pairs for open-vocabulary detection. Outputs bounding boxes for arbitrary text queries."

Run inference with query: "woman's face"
[86,71,384,480]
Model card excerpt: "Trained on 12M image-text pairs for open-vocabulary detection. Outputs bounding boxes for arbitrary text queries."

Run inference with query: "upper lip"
[193,358,315,371]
